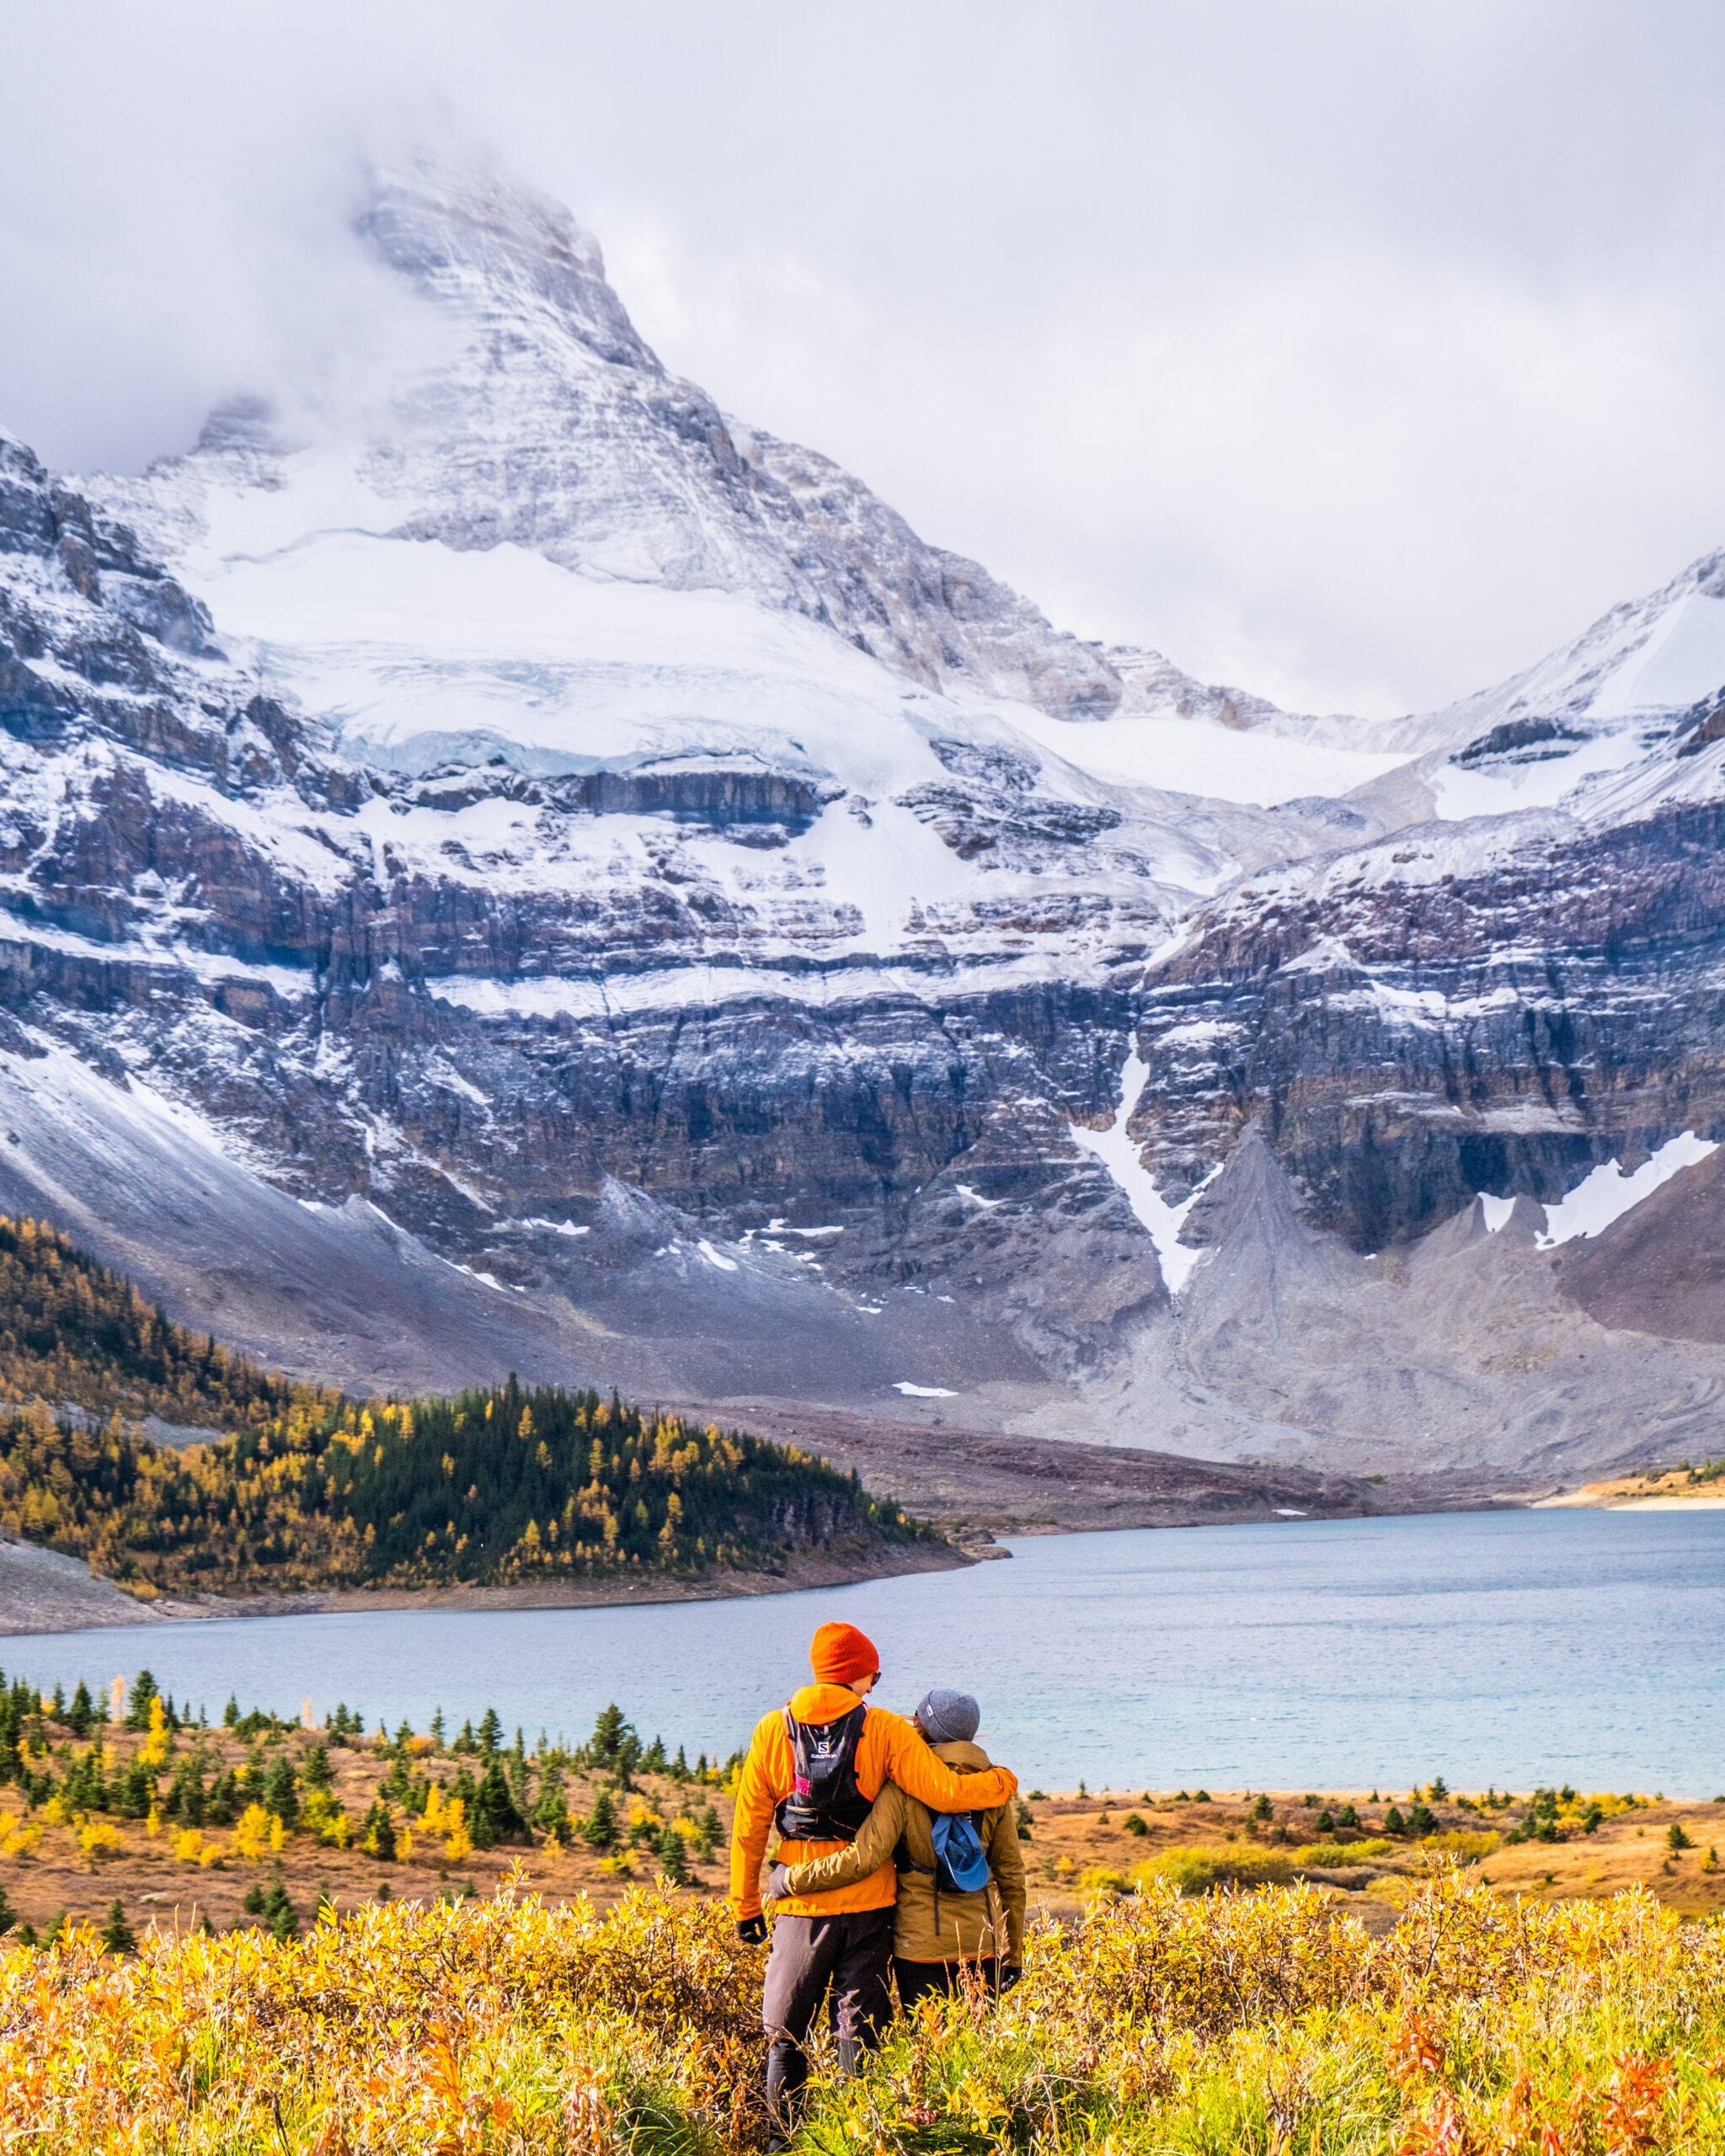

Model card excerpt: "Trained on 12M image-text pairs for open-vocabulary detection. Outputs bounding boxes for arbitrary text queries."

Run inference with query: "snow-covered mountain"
[4,152,1725,1482]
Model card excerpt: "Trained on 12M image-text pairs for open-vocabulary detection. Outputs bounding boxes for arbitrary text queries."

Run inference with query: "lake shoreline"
[0,1534,975,1639]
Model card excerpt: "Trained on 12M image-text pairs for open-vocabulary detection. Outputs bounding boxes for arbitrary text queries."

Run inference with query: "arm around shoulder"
[885,1719,1018,1813]
[775,1785,907,1900]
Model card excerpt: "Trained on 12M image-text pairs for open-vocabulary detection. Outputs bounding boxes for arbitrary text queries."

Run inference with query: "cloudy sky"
[4,0,1722,717]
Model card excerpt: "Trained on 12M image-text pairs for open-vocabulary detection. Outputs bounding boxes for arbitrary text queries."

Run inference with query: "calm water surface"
[7,1511,1723,1793]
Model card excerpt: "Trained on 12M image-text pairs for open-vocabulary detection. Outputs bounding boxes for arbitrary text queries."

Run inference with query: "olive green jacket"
[774,1738,1026,1966]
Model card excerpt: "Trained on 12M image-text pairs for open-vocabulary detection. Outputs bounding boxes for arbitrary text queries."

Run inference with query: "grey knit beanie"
[915,1689,980,1744]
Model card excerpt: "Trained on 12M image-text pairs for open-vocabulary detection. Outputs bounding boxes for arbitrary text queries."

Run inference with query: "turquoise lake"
[6,1509,1722,1794]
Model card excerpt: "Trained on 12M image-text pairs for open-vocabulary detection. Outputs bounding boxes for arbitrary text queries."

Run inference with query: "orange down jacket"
[729,1684,1018,1920]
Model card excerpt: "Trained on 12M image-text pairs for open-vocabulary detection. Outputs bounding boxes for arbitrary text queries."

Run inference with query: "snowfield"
[1009,705,1414,808]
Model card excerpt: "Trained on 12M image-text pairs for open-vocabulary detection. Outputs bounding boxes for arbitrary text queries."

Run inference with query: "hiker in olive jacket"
[766,1688,1026,2007]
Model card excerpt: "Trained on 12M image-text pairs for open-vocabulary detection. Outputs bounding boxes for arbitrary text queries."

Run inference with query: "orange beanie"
[809,1621,879,1689]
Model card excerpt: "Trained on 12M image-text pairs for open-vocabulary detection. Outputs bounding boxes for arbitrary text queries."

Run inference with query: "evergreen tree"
[302,1742,334,1791]
[531,1762,572,1840]
[590,1704,633,1764]
[0,1880,15,1936]
[124,1671,159,1732]
[262,1753,298,1827]
[119,1758,158,1819]
[222,1695,239,1728]
[644,1735,667,1774]
[468,1758,526,1848]
[657,1826,692,1886]
[360,1799,397,1861]
[477,1708,503,1758]
[67,1680,93,1737]
[263,1877,298,1941]
[100,1900,137,1954]
[581,1788,618,1849]
[167,1758,206,1828]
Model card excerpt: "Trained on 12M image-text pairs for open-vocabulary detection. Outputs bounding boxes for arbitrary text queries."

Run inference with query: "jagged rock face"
[1137,798,1725,1250]
[2,156,1725,1479]
[0,408,1169,1400]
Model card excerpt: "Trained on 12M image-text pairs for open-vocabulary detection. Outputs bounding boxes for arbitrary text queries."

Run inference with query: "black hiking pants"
[761,1907,893,2144]
[895,1955,1001,2009]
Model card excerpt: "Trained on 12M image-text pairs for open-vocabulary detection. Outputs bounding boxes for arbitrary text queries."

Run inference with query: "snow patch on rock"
[1070,1051,1221,1294]
[1481,1131,1718,1247]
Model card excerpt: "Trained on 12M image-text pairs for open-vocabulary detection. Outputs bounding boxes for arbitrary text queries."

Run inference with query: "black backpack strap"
[894,1830,933,1877]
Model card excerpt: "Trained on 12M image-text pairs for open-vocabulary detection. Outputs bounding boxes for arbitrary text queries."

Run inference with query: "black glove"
[736,1913,770,1945]
[765,1863,793,1903]
[997,1965,1023,1993]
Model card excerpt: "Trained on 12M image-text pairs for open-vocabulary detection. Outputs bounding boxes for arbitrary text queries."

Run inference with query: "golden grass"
[4,1864,1725,2152]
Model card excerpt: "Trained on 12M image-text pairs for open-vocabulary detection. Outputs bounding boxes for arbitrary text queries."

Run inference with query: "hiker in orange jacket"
[730,1620,1019,2148]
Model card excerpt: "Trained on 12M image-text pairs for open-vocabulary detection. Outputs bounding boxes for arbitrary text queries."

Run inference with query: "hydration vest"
[773,1700,873,1844]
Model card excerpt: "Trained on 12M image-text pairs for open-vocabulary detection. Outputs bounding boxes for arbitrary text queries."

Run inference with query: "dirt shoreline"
[1535,1469,1725,1511]
[0,1537,973,1640]
[0,1402,1540,1639]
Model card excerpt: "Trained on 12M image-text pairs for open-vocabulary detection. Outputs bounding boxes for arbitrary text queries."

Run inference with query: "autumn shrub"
[1290,1837,1393,1868]
[0,1870,766,2153]
[1,1866,1723,2153]
[1136,1844,1296,1894]
[809,1868,1725,2156]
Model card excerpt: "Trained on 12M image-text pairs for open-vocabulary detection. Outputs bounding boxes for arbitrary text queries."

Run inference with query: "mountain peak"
[104,151,1124,723]
[356,148,655,376]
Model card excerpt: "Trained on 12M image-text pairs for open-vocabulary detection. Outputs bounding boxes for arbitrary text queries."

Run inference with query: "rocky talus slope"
[2,152,1724,1484]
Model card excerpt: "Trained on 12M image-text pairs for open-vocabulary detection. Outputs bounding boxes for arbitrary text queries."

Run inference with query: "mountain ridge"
[2,152,1723,1484]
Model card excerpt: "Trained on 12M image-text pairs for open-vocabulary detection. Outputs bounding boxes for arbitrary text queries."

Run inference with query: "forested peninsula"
[0,1215,940,1602]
